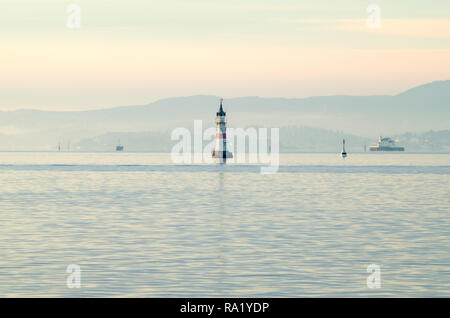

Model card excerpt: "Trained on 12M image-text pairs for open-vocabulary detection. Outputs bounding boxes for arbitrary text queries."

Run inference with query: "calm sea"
[0,152,449,297]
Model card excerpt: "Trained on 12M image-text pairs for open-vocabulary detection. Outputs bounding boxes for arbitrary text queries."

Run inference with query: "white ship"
[369,136,405,152]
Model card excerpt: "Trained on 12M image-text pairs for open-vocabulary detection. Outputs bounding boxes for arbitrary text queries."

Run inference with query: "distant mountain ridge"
[0,80,449,151]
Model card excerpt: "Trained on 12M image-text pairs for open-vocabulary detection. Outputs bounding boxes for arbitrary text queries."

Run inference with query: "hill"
[0,80,449,151]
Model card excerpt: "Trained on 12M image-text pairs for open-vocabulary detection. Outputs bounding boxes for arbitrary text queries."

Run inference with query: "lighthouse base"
[212,150,233,159]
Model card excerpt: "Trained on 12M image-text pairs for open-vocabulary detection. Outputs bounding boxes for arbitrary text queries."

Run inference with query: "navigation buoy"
[341,139,347,158]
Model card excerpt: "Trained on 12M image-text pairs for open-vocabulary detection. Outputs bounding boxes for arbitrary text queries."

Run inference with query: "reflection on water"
[214,172,226,296]
[0,153,449,297]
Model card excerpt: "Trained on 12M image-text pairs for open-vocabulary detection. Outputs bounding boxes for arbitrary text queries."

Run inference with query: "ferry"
[369,136,405,152]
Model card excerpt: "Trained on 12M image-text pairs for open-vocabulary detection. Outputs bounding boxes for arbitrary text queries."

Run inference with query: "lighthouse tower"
[212,98,233,163]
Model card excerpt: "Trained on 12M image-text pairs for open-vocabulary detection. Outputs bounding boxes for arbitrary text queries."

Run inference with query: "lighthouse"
[212,98,233,163]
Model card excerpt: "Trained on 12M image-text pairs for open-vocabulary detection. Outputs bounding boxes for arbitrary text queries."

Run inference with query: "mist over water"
[0,153,449,297]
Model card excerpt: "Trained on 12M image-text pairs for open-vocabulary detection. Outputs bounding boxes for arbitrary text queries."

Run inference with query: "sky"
[0,0,449,110]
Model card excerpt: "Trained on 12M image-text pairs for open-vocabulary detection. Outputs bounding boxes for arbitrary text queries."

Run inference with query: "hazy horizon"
[0,79,449,152]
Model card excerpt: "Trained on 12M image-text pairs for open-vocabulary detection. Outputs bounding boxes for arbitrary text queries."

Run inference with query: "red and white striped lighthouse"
[212,98,233,163]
